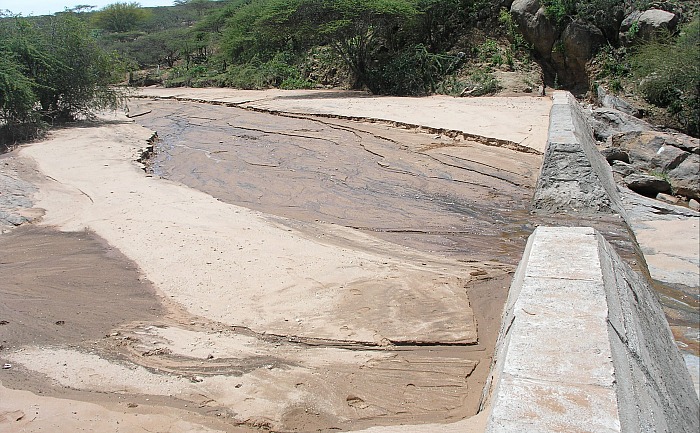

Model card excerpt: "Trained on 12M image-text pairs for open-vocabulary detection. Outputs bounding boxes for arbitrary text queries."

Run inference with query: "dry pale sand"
[136,87,552,152]
[634,218,700,288]
[1,89,551,432]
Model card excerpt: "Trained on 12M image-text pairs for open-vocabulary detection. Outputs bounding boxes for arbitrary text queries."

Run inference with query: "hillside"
[1,0,699,140]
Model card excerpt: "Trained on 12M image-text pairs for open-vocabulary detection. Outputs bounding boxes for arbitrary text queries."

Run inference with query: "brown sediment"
[2,93,548,432]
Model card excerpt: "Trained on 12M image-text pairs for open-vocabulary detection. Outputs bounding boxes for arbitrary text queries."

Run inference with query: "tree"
[129,28,188,67]
[174,0,214,17]
[93,2,149,33]
[224,0,420,89]
[0,12,125,144]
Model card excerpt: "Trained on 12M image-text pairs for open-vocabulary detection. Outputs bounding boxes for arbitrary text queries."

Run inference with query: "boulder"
[611,160,636,179]
[625,173,672,196]
[620,9,679,45]
[553,20,606,87]
[589,108,656,142]
[689,199,700,211]
[668,154,700,199]
[510,0,558,58]
[600,147,630,164]
[610,130,689,172]
[655,192,679,205]
[597,86,640,117]
[638,9,679,35]
[665,133,700,154]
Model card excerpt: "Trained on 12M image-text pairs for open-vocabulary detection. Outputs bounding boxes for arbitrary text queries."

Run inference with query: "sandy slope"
[136,87,552,152]
[1,91,552,432]
[18,116,476,344]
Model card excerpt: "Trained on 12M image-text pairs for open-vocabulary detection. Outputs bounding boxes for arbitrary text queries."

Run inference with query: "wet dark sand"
[132,99,542,264]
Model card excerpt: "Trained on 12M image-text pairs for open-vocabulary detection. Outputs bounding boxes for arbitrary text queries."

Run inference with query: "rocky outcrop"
[510,0,558,59]
[669,154,700,199]
[603,130,700,199]
[511,1,679,88]
[624,173,672,196]
[610,131,689,172]
[620,9,680,45]
[589,107,656,142]
[555,20,607,87]
[0,157,37,230]
[597,86,641,118]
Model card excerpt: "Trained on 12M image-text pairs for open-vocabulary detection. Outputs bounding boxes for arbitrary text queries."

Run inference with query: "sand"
[1,90,549,432]
[135,87,552,152]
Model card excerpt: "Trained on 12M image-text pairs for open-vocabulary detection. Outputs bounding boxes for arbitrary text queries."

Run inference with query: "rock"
[611,160,636,178]
[611,131,689,173]
[554,20,606,87]
[620,9,679,45]
[689,199,700,211]
[0,210,29,227]
[625,173,672,196]
[665,133,700,154]
[511,0,558,59]
[638,9,679,35]
[589,108,655,142]
[597,86,640,117]
[668,154,700,200]
[600,147,630,164]
[655,192,679,205]
[620,10,641,34]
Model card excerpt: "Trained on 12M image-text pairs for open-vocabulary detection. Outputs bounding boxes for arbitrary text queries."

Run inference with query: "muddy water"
[132,99,542,264]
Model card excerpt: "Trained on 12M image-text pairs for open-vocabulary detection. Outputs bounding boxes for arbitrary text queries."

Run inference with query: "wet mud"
[131,99,542,264]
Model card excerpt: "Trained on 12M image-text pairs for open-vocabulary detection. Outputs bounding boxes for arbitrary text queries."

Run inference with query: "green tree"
[0,12,125,144]
[174,0,215,17]
[249,0,421,89]
[93,2,149,33]
[130,28,188,67]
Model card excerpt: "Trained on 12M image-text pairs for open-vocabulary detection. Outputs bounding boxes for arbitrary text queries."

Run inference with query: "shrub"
[632,19,700,136]
[1,12,125,145]
[370,44,460,95]
[223,54,313,90]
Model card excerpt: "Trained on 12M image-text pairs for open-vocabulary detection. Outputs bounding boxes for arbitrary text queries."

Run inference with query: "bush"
[369,44,461,96]
[223,54,313,90]
[463,69,501,96]
[632,19,700,136]
[1,12,125,145]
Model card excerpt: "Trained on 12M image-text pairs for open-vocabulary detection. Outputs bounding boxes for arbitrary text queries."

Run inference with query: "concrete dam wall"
[482,92,699,432]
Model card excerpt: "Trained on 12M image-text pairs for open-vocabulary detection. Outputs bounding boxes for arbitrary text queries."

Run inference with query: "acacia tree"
[252,0,420,89]
[93,2,149,33]
[0,12,125,144]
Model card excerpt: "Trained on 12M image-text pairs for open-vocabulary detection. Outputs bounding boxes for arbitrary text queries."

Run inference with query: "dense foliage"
[2,0,698,139]
[0,12,125,145]
[631,19,700,136]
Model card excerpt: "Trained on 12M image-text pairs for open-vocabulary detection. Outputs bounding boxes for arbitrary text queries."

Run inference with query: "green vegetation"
[631,19,700,136]
[2,0,697,141]
[93,2,150,33]
[1,11,125,145]
[541,0,626,27]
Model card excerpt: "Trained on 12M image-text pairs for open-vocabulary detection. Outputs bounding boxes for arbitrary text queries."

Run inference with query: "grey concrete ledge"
[481,226,699,432]
[533,91,626,216]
